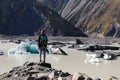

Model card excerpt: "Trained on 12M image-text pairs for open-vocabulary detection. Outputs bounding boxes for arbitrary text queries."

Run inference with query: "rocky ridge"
[0,62,92,80]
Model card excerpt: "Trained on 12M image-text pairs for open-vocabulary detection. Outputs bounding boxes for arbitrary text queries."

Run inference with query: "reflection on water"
[103,60,112,64]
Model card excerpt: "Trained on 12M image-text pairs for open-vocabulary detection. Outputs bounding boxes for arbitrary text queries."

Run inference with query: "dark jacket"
[38,34,48,48]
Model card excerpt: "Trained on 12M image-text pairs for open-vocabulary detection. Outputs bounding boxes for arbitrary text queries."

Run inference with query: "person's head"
[40,30,45,34]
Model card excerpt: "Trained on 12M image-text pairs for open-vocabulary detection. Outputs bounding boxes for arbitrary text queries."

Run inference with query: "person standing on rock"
[38,30,48,63]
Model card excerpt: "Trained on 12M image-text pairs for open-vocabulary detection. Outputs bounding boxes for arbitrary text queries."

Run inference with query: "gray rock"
[39,62,52,68]
[72,73,84,80]
[28,70,40,74]
[108,76,119,80]
[48,70,57,80]
[37,73,50,79]
[85,77,93,80]
[93,77,101,80]
[24,62,36,67]
[0,62,92,80]
[24,76,36,80]
[76,39,84,44]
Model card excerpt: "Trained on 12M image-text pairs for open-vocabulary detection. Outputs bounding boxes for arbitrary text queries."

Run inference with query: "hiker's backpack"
[39,35,47,47]
[40,35,47,41]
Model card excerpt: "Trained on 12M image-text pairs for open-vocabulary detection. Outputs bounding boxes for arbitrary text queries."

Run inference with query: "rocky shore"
[0,62,92,80]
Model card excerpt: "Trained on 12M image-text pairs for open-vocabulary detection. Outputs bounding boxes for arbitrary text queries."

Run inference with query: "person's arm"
[46,35,48,43]
[38,36,40,48]
[45,35,48,48]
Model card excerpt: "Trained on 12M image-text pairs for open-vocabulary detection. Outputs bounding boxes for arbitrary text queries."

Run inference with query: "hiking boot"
[43,61,46,63]
[39,59,42,63]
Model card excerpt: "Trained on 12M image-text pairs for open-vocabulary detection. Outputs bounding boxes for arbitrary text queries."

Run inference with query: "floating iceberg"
[8,41,67,55]
[84,58,101,66]
[86,53,102,58]
[103,50,116,60]
[8,41,39,54]
[48,45,67,55]
[85,53,101,65]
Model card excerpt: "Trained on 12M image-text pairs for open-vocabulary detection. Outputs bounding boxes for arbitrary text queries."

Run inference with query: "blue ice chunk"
[29,44,39,53]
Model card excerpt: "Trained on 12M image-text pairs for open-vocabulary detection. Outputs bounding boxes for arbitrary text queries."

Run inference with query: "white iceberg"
[48,45,67,55]
[8,41,39,54]
[8,41,67,55]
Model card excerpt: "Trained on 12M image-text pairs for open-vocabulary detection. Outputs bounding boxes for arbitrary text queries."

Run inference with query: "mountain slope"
[0,0,43,35]
[0,0,87,37]
[34,1,87,36]
[39,0,120,37]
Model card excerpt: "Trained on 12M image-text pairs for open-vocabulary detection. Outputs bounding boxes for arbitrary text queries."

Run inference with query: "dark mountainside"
[0,0,87,37]
[0,0,43,35]
[39,0,120,37]
[34,1,87,36]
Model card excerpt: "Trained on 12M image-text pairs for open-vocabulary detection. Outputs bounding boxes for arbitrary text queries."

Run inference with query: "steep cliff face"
[39,0,120,37]
[0,0,87,37]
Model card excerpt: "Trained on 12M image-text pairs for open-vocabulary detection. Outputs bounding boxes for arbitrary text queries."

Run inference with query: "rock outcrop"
[0,62,92,80]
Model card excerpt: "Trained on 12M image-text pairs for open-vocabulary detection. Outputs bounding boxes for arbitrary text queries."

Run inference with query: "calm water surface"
[0,47,120,79]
